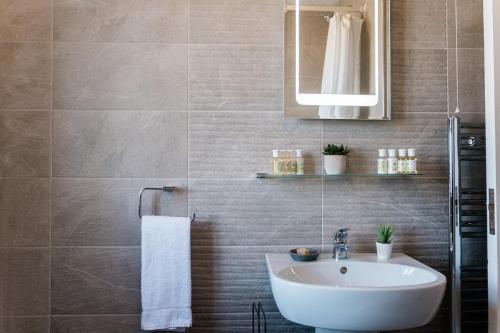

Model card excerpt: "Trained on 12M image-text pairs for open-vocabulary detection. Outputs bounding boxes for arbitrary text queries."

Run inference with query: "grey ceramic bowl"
[289,248,320,262]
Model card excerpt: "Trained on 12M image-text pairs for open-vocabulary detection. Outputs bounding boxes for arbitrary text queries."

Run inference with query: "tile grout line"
[48,0,54,329]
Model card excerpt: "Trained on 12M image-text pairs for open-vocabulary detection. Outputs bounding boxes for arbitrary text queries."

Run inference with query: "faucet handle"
[334,228,349,243]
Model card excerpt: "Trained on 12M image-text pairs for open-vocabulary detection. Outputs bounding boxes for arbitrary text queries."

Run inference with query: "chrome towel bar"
[138,186,195,223]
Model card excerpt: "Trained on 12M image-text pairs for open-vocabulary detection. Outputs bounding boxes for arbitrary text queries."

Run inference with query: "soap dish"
[289,248,320,262]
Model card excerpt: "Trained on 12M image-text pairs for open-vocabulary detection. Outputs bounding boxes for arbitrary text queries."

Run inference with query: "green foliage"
[376,225,393,244]
[322,144,351,156]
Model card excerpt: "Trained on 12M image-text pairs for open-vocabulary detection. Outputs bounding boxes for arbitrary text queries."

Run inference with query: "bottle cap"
[378,149,387,157]
[407,148,416,157]
[388,149,397,157]
[398,149,407,157]
[272,150,279,157]
[295,149,303,158]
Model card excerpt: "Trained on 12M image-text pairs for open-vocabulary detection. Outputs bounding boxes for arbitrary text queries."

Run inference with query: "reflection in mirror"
[285,0,391,120]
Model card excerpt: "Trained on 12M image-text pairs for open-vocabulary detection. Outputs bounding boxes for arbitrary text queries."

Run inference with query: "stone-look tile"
[51,315,142,333]
[53,43,187,110]
[0,0,51,41]
[53,110,187,178]
[448,48,485,114]
[0,179,50,247]
[323,112,449,177]
[456,0,483,49]
[0,248,49,315]
[189,44,283,111]
[0,317,49,333]
[0,110,50,177]
[391,49,447,113]
[391,0,446,49]
[52,178,188,246]
[189,111,321,177]
[189,0,283,45]
[188,179,322,247]
[53,0,187,43]
[0,43,51,109]
[51,247,140,315]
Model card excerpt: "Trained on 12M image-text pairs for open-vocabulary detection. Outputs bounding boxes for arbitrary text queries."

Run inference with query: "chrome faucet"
[333,228,350,260]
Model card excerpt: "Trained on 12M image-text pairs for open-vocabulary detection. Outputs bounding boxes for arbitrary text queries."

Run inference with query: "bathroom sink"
[266,253,446,333]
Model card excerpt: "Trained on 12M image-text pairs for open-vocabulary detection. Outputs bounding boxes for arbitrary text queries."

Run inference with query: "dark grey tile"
[0,42,51,109]
[189,111,322,177]
[53,43,187,110]
[52,178,188,246]
[189,0,283,45]
[0,248,49,315]
[53,110,187,178]
[0,179,50,247]
[188,178,322,247]
[0,0,51,42]
[0,110,50,177]
[51,315,142,333]
[51,247,140,315]
[0,316,49,333]
[189,44,283,111]
[391,49,448,114]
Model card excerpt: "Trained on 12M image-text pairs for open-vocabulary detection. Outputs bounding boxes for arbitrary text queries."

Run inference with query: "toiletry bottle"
[296,149,304,175]
[387,149,398,174]
[288,150,297,175]
[398,149,407,174]
[378,149,388,174]
[407,149,417,174]
[272,150,279,175]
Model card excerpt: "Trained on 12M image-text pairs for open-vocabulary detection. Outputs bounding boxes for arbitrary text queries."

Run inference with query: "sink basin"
[266,253,446,333]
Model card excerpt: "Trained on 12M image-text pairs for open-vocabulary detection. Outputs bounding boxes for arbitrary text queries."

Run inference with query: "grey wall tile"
[456,0,484,49]
[189,0,283,45]
[188,178,322,247]
[0,42,51,109]
[391,0,446,49]
[0,110,50,177]
[54,0,187,43]
[52,178,188,246]
[0,317,49,333]
[391,49,447,113]
[0,179,50,247]
[189,111,322,177]
[51,315,141,333]
[0,248,49,315]
[189,44,283,111]
[53,110,187,178]
[322,112,449,177]
[51,247,140,315]
[53,43,187,110]
[0,0,51,42]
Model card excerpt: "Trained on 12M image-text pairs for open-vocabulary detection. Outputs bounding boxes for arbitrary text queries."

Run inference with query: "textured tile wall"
[0,0,485,332]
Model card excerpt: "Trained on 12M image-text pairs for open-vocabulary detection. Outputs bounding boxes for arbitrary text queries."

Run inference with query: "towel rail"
[138,186,195,223]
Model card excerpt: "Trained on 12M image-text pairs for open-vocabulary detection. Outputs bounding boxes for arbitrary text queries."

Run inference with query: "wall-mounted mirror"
[285,0,391,120]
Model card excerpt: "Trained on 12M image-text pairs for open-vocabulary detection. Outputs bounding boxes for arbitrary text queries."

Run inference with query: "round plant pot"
[323,155,347,175]
[376,242,393,261]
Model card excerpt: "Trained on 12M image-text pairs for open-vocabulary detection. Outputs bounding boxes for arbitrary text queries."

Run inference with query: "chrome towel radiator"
[138,186,195,223]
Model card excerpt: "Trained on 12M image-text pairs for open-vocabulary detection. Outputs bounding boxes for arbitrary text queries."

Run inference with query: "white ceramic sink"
[266,253,446,333]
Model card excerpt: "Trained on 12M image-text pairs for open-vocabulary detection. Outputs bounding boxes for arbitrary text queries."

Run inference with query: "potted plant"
[322,144,350,175]
[376,224,393,260]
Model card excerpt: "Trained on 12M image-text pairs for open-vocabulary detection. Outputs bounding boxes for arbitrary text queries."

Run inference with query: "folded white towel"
[141,216,192,331]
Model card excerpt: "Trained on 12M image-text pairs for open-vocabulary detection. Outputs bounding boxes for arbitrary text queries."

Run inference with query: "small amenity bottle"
[296,150,304,175]
[407,149,417,174]
[398,149,408,174]
[272,150,280,175]
[378,149,388,174]
[387,149,398,174]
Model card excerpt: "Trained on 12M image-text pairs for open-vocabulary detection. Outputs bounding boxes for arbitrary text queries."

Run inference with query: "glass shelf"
[256,173,424,179]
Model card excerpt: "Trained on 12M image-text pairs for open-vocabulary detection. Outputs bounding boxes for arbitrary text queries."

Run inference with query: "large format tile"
[189,44,282,111]
[0,43,51,109]
[391,49,448,114]
[0,248,49,316]
[0,110,50,177]
[52,178,188,246]
[456,0,483,49]
[0,179,50,247]
[0,0,51,42]
[0,317,49,333]
[51,315,141,333]
[51,247,140,315]
[54,0,187,43]
[322,112,449,177]
[53,43,187,110]
[391,0,446,49]
[53,110,187,178]
[189,111,321,177]
[188,178,322,247]
[189,0,283,45]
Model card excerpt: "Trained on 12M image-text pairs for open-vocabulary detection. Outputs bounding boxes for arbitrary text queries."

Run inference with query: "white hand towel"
[141,216,192,331]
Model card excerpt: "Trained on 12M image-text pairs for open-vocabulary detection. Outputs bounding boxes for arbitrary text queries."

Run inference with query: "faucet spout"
[333,228,350,260]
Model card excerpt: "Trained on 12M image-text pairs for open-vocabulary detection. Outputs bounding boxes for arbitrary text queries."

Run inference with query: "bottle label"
[388,158,398,174]
[398,159,407,174]
[408,159,417,174]
[378,159,387,174]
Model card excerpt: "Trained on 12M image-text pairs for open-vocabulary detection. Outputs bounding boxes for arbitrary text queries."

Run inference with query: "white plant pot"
[376,242,393,261]
[323,155,347,175]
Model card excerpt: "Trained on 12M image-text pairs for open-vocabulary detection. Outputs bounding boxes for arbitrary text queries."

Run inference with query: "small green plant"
[322,144,351,156]
[376,225,393,244]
